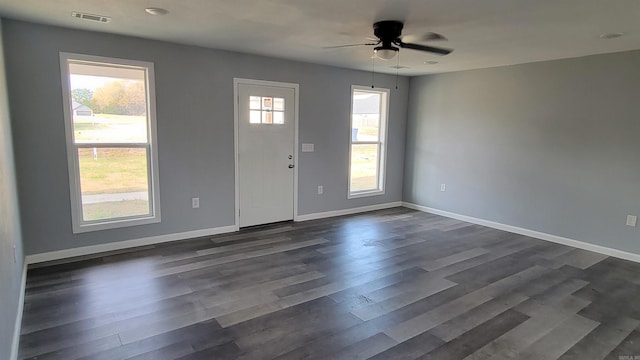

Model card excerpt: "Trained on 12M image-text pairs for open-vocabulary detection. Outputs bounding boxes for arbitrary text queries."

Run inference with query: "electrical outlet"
[317,185,323,195]
[192,197,200,209]
[440,184,446,192]
[626,215,637,227]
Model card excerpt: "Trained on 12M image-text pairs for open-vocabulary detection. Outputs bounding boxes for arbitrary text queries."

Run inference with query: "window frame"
[60,52,161,233]
[348,85,390,199]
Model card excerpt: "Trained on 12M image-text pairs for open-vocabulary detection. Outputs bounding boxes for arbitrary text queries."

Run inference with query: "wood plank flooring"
[18,208,640,359]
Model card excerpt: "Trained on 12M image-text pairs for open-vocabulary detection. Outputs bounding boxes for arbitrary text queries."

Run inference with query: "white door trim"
[233,78,300,229]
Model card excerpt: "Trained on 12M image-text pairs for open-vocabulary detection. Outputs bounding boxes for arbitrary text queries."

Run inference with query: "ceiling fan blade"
[324,42,379,49]
[423,32,448,41]
[402,32,447,43]
[397,41,452,55]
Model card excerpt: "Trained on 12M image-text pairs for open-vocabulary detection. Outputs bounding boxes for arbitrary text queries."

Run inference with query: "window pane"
[262,110,273,124]
[350,144,379,192]
[274,97,284,111]
[352,92,381,141]
[351,114,380,141]
[69,63,148,144]
[250,110,261,124]
[273,111,284,124]
[262,97,273,110]
[249,96,261,110]
[78,147,150,221]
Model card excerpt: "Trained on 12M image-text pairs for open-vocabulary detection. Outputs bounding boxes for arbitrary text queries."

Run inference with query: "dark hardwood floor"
[19,208,640,359]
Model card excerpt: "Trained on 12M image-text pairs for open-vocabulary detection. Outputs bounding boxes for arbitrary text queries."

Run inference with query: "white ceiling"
[0,0,639,75]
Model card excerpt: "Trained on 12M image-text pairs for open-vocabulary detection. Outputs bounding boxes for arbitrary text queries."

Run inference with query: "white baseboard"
[26,202,405,264]
[402,202,640,264]
[296,202,403,222]
[26,225,238,264]
[10,261,26,360]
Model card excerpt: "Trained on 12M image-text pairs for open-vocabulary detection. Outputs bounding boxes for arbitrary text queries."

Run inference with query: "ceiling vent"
[71,12,111,23]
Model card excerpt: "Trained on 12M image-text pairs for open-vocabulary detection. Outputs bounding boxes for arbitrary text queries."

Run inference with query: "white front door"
[237,82,296,227]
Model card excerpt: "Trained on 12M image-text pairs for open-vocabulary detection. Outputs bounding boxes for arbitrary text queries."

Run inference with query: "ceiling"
[0,0,639,76]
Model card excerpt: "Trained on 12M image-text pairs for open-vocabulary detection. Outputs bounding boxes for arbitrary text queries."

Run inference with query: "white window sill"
[348,190,385,199]
[73,215,161,234]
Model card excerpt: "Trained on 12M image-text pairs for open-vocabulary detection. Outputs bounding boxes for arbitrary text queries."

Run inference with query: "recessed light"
[599,32,625,39]
[424,60,439,65]
[145,7,169,16]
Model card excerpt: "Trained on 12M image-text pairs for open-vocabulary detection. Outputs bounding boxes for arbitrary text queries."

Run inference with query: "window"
[249,96,285,124]
[349,86,389,198]
[60,53,160,233]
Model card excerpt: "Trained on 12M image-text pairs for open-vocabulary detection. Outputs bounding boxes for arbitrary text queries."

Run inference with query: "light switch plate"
[626,215,637,227]
[302,143,314,152]
[192,197,200,209]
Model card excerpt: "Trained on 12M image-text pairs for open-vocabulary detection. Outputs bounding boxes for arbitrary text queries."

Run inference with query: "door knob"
[288,164,294,168]
[288,155,293,159]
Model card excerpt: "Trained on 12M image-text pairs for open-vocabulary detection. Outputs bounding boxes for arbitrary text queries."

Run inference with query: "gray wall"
[404,50,640,254]
[2,19,408,255]
[0,18,25,360]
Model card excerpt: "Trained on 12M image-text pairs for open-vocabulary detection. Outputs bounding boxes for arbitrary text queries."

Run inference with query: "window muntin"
[61,53,160,233]
[349,86,389,198]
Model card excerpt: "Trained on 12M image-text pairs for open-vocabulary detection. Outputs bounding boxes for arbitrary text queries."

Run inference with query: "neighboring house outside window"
[72,101,93,116]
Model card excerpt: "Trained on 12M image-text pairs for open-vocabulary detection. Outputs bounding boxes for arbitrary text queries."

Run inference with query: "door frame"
[233,78,300,229]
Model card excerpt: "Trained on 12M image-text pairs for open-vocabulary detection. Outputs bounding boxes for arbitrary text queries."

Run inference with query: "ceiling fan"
[328,20,452,60]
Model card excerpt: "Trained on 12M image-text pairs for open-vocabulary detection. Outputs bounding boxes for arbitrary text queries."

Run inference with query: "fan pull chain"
[371,55,375,88]
[395,51,400,90]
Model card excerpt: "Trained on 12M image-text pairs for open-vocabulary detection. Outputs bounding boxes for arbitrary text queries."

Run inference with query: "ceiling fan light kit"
[374,46,398,60]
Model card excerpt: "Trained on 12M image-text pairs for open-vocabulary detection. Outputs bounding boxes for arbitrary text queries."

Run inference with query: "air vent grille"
[71,12,111,23]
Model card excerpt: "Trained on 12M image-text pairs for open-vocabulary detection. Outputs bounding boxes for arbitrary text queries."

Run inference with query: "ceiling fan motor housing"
[374,20,403,49]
